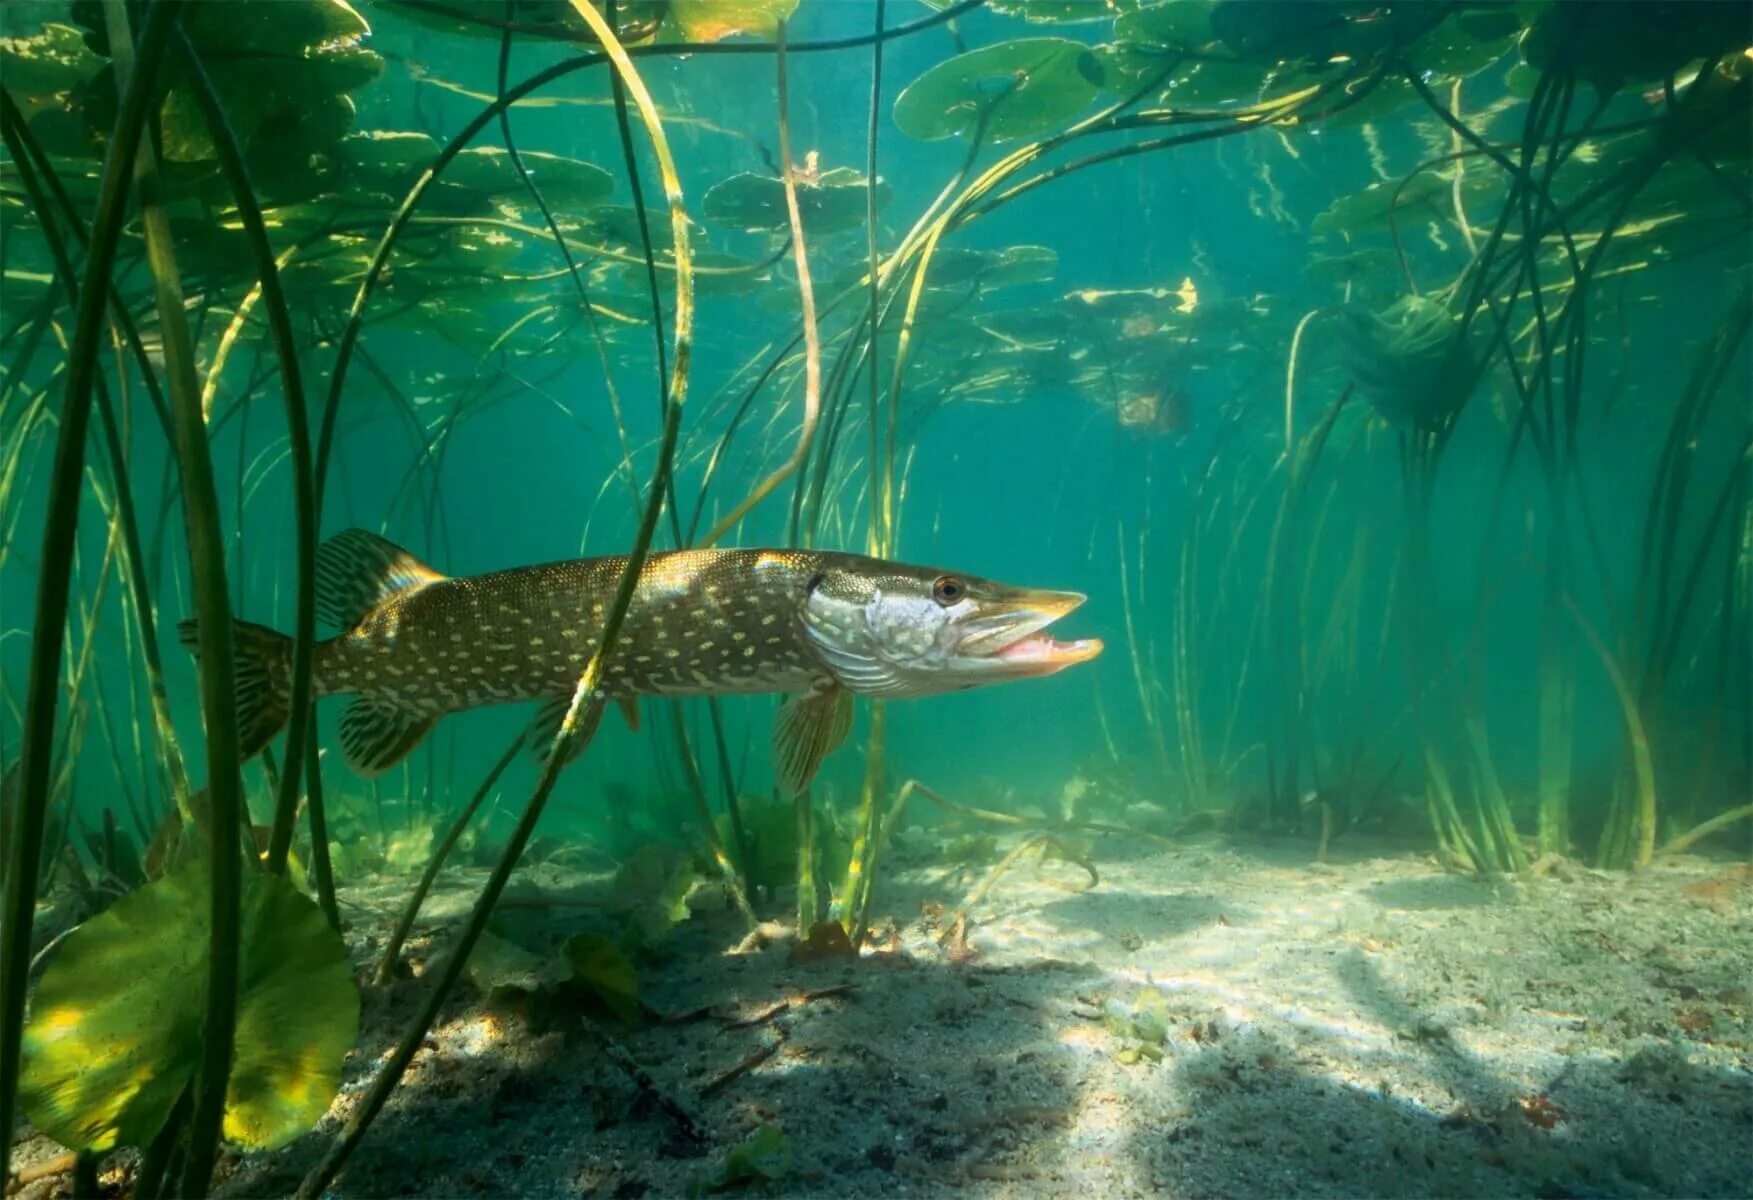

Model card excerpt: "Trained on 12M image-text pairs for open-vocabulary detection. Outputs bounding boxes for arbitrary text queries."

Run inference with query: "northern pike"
[181,530,1102,791]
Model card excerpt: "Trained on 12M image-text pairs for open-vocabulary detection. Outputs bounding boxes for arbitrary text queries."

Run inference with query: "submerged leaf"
[663,0,798,42]
[19,858,358,1153]
[696,1123,792,1193]
[562,933,643,1026]
[893,37,1106,143]
[702,167,890,234]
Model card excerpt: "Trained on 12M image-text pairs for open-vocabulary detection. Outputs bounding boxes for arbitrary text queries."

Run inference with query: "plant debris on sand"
[13,833,1746,1199]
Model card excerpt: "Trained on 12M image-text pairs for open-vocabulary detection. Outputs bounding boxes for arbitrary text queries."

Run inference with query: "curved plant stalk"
[295,5,693,1189]
[178,32,322,883]
[376,730,526,983]
[0,95,195,824]
[701,25,822,548]
[0,2,181,1183]
[494,9,641,513]
[1563,594,1657,867]
[1657,805,1753,859]
[101,1,248,1190]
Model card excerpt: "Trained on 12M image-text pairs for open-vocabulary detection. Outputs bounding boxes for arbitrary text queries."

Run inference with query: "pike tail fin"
[177,619,294,759]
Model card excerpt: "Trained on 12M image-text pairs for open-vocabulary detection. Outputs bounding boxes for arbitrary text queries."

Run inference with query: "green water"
[0,1,1749,1194]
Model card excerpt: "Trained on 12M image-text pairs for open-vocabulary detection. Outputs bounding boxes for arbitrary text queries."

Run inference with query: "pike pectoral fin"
[617,696,641,732]
[316,529,447,630]
[339,698,437,778]
[773,682,853,796]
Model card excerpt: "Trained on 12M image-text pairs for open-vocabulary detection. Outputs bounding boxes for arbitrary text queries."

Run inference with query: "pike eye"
[932,576,964,606]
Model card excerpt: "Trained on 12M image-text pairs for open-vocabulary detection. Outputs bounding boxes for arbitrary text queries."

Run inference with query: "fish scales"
[320,550,828,712]
[180,529,1100,787]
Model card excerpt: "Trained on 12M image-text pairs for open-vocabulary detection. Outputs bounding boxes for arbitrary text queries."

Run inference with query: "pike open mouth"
[990,632,1104,668]
[969,587,1103,673]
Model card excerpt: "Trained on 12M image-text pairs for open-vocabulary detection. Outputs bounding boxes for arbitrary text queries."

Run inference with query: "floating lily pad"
[662,0,797,42]
[1522,1,1749,94]
[19,858,358,1153]
[702,167,890,234]
[1311,168,1504,237]
[131,0,382,191]
[382,0,662,45]
[1208,0,1394,66]
[991,0,1146,24]
[427,146,616,215]
[893,37,1106,143]
[0,22,105,116]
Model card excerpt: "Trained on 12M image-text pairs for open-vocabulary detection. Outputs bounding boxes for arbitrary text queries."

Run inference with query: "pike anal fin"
[773,682,853,796]
[339,697,437,778]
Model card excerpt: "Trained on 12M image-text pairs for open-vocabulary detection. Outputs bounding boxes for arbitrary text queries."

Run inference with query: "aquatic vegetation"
[0,0,1748,1193]
[18,856,356,1156]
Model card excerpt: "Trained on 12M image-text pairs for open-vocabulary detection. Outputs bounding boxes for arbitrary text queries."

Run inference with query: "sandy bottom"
[10,834,1753,1199]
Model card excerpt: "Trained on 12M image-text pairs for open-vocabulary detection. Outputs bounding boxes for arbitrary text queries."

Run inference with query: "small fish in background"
[181,530,1102,793]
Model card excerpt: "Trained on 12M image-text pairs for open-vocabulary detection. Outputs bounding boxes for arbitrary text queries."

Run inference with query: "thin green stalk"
[176,31,319,877]
[294,6,692,1188]
[0,2,179,1182]
[105,0,246,1187]
[377,731,526,983]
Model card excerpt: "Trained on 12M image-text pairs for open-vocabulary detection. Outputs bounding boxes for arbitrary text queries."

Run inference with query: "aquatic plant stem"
[100,1,248,1188]
[176,31,320,880]
[377,731,526,983]
[0,95,194,821]
[296,3,693,1187]
[0,3,178,1185]
[702,23,822,544]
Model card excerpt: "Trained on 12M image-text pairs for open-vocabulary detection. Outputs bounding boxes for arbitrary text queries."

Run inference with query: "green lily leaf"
[19,857,359,1153]
[695,1123,792,1194]
[1311,168,1503,237]
[1207,0,1394,66]
[893,37,1106,143]
[702,167,890,234]
[562,933,643,1026]
[1522,1,1750,94]
[663,0,798,42]
[991,0,1146,24]
[425,146,615,216]
[0,22,106,116]
[374,0,664,45]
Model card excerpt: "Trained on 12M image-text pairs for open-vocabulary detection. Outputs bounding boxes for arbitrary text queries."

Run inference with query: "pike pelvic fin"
[338,697,437,777]
[177,618,293,759]
[773,682,853,795]
[316,528,447,630]
[528,696,590,768]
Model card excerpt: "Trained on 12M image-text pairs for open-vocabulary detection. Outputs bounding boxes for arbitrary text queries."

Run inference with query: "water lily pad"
[702,167,890,234]
[1207,0,1394,66]
[662,0,797,42]
[893,37,1106,143]
[0,22,105,115]
[991,0,1146,24]
[19,858,358,1153]
[429,147,615,215]
[1522,1,1749,93]
[382,0,662,44]
[144,0,382,180]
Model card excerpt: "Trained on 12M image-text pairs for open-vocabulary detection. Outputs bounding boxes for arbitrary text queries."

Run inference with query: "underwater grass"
[0,0,181,1181]
[295,2,694,1188]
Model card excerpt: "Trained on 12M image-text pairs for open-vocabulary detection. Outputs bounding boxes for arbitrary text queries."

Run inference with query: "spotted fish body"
[322,550,831,711]
[185,529,1102,789]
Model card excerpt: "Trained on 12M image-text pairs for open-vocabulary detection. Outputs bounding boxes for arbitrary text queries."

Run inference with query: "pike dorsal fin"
[339,697,437,778]
[773,682,853,796]
[316,529,446,631]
